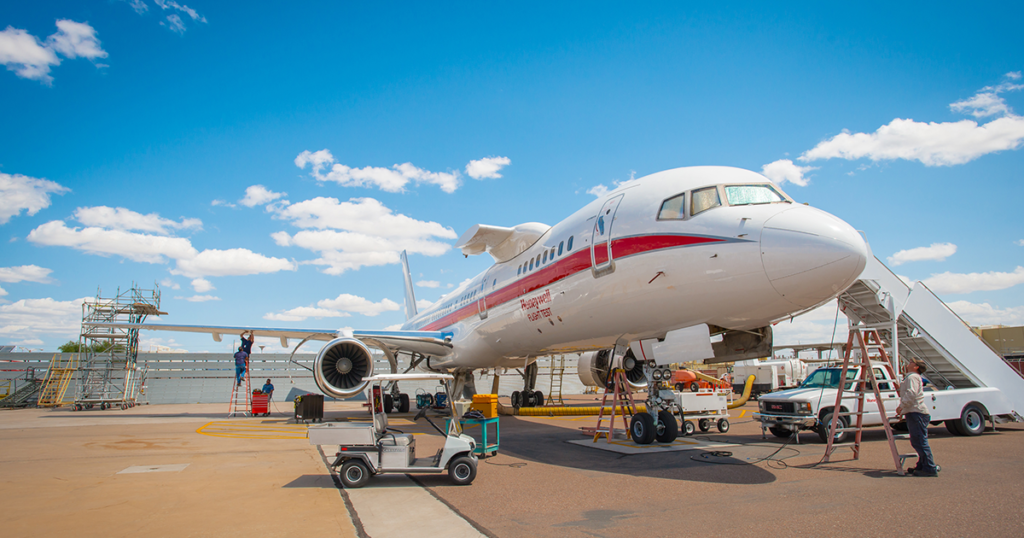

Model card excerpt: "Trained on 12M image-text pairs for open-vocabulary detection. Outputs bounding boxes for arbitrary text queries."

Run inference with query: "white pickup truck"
[754,362,1017,443]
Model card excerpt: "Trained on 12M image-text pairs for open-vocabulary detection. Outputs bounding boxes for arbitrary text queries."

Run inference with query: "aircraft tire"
[630,412,656,445]
[384,394,394,414]
[398,393,410,413]
[655,410,679,443]
[511,391,521,408]
[533,390,544,407]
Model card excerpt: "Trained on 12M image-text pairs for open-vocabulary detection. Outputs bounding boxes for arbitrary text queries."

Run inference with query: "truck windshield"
[800,368,857,389]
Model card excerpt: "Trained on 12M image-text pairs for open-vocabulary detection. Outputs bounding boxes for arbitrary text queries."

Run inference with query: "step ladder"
[547,354,566,406]
[591,369,639,442]
[0,379,42,408]
[823,328,908,475]
[37,354,77,407]
[227,364,251,417]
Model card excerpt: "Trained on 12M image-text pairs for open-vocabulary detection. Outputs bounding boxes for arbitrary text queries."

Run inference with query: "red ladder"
[823,328,907,475]
[592,369,639,442]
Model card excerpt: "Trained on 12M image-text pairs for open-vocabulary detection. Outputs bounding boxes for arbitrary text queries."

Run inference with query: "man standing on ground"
[896,359,940,477]
[262,379,274,400]
[234,346,248,386]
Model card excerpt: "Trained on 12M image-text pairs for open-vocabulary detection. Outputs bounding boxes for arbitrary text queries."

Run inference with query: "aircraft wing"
[82,322,454,356]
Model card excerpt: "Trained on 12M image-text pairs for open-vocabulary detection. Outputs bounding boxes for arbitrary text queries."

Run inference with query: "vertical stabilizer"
[400,251,418,321]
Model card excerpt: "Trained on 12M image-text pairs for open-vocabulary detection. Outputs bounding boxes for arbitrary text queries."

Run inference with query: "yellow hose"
[727,374,756,409]
[515,404,646,416]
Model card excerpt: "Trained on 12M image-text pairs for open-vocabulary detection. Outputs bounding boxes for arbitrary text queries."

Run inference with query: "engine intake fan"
[577,348,646,390]
[314,337,374,399]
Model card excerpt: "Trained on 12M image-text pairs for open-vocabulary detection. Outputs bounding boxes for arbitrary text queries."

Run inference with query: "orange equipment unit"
[471,394,498,418]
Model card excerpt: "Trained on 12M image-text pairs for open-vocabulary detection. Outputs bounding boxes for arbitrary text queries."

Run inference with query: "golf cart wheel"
[655,410,679,443]
[448,456,477,485]
[630,412,656,445]
[398,393,410,413]
[384,394,394,414]
[698,419,711,432]
[717,418,730,433]
[340,460,371,488]
[688,382,699,392]
[683,420,696,436]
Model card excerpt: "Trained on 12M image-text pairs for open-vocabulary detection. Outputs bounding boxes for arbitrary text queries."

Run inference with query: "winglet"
[400,250,417,321]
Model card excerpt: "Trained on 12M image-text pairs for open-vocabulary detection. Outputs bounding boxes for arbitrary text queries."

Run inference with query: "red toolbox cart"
[251,392,270,417]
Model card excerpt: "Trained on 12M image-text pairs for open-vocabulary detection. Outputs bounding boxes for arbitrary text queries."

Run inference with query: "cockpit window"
[657,193,685,220]
[725,184,787,206]
[691,186,721,216]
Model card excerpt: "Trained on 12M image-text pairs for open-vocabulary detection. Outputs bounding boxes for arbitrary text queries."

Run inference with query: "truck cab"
[754,361,899,443]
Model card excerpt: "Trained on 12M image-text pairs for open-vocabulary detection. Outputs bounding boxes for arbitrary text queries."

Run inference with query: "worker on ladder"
[234,346,248,387]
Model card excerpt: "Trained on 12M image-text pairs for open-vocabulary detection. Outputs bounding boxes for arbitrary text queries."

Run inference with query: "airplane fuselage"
[403,166,868,369]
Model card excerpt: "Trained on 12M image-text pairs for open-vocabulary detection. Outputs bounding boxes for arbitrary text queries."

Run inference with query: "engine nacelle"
[314,337,374,399]
[577,348,647,390]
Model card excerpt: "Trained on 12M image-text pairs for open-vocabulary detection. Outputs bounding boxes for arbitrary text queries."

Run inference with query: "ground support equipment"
[447,416,499,457]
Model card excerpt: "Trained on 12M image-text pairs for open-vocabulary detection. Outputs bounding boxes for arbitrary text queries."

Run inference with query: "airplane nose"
[760,206,868,308]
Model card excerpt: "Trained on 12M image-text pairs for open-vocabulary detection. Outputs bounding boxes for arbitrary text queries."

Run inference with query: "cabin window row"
[516,236,574,276]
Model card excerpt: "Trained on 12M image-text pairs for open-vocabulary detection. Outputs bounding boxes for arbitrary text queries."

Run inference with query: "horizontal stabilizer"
[454,222,550,263]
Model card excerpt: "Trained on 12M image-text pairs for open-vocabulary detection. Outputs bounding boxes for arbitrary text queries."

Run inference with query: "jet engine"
[577,348,647,390]
[314,337,374,399]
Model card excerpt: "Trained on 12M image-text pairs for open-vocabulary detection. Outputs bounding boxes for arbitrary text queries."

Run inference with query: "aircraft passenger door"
[591,194,624,278]
[477,267,496,320]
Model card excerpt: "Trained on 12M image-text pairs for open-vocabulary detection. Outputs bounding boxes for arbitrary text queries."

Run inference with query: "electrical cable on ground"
[688,434,801,469]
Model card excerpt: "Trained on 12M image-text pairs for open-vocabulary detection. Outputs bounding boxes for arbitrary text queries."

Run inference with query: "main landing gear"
[511,362,545,409]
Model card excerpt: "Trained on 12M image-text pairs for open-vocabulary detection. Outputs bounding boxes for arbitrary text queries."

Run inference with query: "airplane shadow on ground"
[401,412,786,486]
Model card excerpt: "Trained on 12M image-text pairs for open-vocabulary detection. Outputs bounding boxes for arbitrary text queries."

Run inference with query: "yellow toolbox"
[471,393,498,418]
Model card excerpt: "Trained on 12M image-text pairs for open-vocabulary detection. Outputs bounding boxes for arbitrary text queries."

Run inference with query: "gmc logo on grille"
[768,404,783,411]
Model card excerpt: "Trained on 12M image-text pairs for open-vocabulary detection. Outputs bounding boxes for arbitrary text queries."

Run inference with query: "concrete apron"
[335,472,485,537]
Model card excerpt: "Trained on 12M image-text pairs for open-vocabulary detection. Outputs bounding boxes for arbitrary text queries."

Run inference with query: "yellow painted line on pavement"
[197,421,309,440]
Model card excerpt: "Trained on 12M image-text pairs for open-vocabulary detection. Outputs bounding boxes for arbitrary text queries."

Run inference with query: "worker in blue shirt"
[233,347,248,386]
[262,379,275,400]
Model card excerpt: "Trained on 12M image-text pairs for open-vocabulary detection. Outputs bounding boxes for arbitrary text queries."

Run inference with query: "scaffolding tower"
[75,284,165,410]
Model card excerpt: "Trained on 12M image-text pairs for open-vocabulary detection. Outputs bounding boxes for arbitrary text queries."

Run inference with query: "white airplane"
[88,166,868,444]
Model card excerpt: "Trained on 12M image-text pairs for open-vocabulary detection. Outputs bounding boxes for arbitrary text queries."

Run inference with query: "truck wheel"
[340,460,371,488]
[944,420,962,436]
[630,412,656,444]
[769,427,791,438]
[689,382,700,392]
[717,419,730,433]
[448,456,477,485]
[675,383,685,391]
[817,412,848,444]
[384,394,394,414]
[957,404,986,436]
[698,419,711,432]
[655,410,679,443]
[683,420,696,436]
[398,393,410,413]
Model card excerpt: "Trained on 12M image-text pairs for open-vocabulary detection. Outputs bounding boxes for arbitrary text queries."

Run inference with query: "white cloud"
[922,266,1024,295]
[158,277,180,290]
[175,294,220,303]
[152,0,207,33]
[269,197,455,275]
[28,221,198,263]
[211,199,236,208]
[887,242,957,266]
[191,277,214,293]
[239,185,286,208]
[465,156,511,179]
[171,248,297,278]
[0,173,69,224]
[264,293,399,322]
[1016,239,1024,247]
[0,21,106,84]
[586,184,609,198]
[0,286,7,299]
[761,159,817,187]
[73,206,201,235]
[46,20,107,61]
[946,300,1024,326]
[384,324,403,331]
[154,0,207,22]
[416,299,436,310]
[587,174,639,198]
[798,75,1024,168]
[163,14,186,34]
[127,0,149,15]
[0,265,53,284]
[295,149,461,193]
[416,280,440,288]
[0,296,89,341]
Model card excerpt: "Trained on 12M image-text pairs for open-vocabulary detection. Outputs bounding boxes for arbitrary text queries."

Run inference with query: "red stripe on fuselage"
[417,234,727,331]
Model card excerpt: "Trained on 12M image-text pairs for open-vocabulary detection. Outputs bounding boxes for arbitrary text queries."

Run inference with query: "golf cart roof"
[364,373,455,382]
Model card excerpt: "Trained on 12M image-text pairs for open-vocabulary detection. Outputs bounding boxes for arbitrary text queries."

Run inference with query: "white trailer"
[732,358,808,397]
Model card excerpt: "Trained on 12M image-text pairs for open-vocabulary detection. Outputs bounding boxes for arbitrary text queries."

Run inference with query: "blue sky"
[1,2,1022,353]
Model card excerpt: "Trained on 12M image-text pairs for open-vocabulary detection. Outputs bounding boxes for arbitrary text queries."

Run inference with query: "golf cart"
[308,373,478,488]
